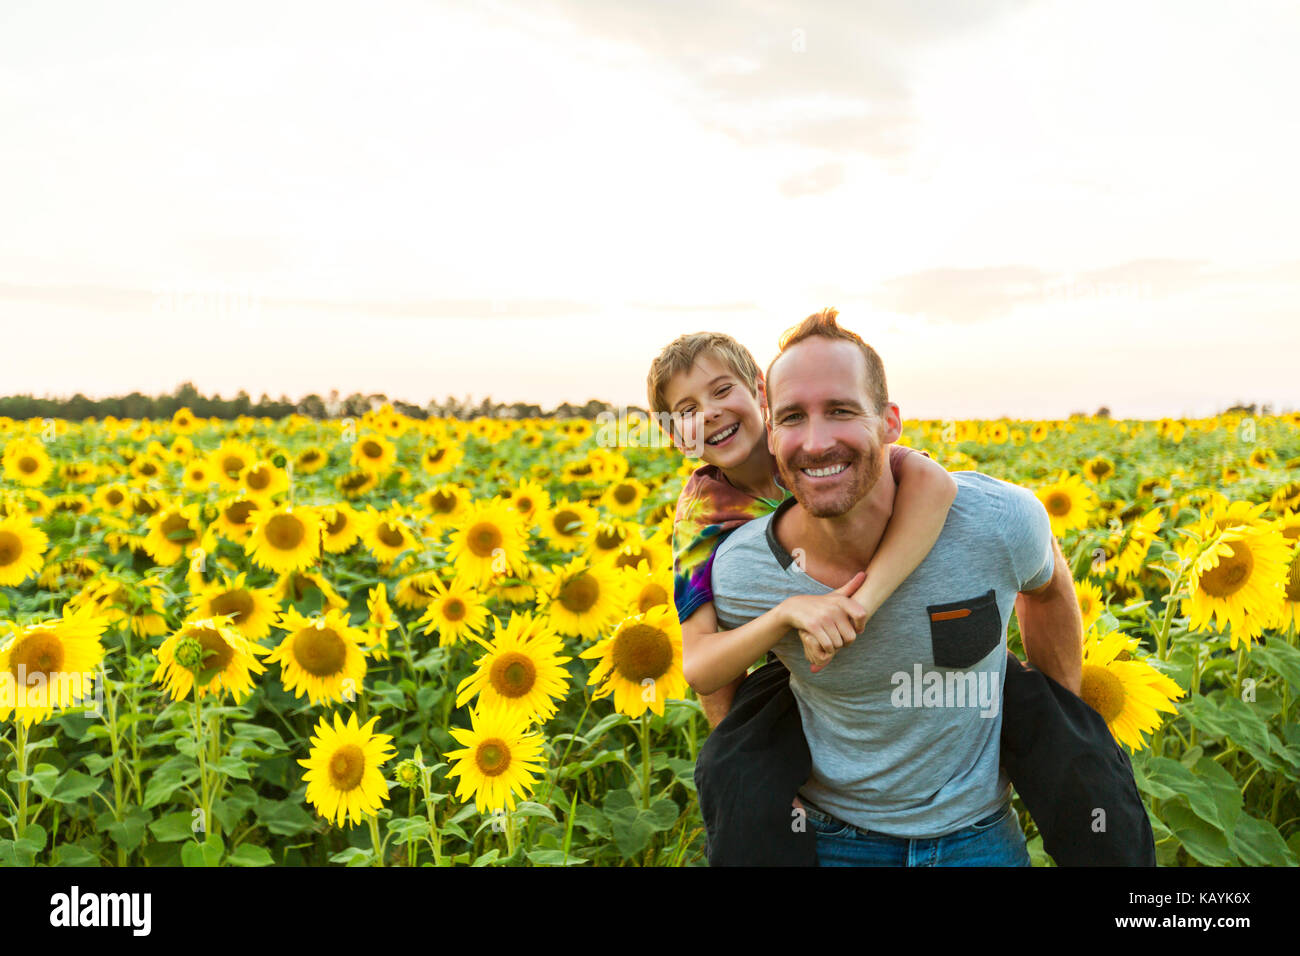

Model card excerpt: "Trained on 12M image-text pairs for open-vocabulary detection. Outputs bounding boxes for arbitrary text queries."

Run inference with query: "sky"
[2,0,1298,419]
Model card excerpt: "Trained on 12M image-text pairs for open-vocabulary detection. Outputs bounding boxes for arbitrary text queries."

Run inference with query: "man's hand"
[781,571,868,673]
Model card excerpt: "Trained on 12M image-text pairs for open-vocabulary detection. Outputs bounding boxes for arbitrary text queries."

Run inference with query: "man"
[707,310,1083,866]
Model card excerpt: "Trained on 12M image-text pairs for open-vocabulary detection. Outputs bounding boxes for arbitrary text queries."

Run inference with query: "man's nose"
[801,416,837,457]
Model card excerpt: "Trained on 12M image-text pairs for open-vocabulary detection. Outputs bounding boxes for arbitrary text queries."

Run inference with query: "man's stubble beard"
[776,440,884,518]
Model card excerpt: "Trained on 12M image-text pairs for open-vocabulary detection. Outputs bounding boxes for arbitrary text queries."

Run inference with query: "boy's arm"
[681,603,743,728]
[682,573,867,697]
[850,450,957,618]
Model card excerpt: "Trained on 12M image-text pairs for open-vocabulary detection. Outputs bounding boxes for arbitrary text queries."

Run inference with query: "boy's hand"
[781,571,868,673]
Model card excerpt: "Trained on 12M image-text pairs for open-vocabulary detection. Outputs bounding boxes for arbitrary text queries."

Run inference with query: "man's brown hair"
[769,307,889,412]
[645,332,762,416]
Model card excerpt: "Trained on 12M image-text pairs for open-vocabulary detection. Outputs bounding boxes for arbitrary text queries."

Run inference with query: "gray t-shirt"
[711,470,1056,839]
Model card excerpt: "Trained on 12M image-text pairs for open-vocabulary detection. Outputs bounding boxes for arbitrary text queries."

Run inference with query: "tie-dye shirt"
[672,446,918,624]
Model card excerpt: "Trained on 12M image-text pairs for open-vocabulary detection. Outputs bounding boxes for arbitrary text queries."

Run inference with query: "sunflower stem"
[639,712,652,811]
[15,721,29,837]
[407,788,417,867]
[192,691,212,840]
[368,813,384,866]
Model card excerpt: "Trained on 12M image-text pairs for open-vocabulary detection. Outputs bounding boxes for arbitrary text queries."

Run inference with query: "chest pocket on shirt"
[927,589,1001,669]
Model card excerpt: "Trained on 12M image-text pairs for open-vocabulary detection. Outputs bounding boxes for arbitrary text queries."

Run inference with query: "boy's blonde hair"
[645,332,762,416]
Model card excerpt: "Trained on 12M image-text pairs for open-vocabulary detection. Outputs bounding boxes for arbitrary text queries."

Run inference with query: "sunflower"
[502,479,551,531]
[1083,457,1116,483]
[446,501,528,589]
[600,477,648,519]
[455,612,572,723]
[541,557,626,640]
[444,704,547,814]
[73,572,170,641]
[170,406,199,434]
[154,616,268,703]
[187,571,280,641]
[1075,579,1105,632]
[420,441,464,478]
[1269,481,1300,515]
[417,483,472,529]
[268,607,369,706]
[351,433,397,475]
[538,499,598,551]
[239,460,290,501]
[1079,628,1184,752]
[608,533,669,574]
[366,583,399,661]
[586,519,637,564]
[181,457,219,494]
[142,502,205,566]
[619,560,673,615]
[0,604,109,725]
[2,438,54,487]
[1115,507,1164,582]
[92,483,133,516]
[580,603,687,718]
[208,439,259,490]
[417,576,490,646]
[490,558,541,605]
[318,502,362,554]
[359,505,419,565]
[336,469,379,499]
[272,568,349,614]
[1182,523,1292,649]
[1275,516,1300,633]
[246,505,322,574]
[295,445,330,475]
[0,513,48,587]
[299,711,396,827]
[211,493,263,544]
[1035,472,1098,537]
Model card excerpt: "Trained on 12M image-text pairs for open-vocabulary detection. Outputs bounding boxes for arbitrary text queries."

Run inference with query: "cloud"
[500,0,1030,159]
[868,258,1300,323]
[779,161,846,197]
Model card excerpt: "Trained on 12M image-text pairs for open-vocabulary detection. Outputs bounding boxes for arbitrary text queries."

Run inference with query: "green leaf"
[210,755,253,780]
[27,763,60,799]
[256,797,315,836]
[510,802,556,823]
[646,796,680,831]
[142,760,200,809]
[1214,698,1284,771]
[107,808,152,852]
[1256,642,1300,693]
[50,770,104,803]
[51,843,100,867]
[1162,802,1235,866]
[227,844,274,867]
[1191,755,1243,834]
[328,846,373,866]
[526,848,587,866]
[15,823,47,855]
[1227,814,1297,866]
[150,811,204,842]
[181,834,224,867]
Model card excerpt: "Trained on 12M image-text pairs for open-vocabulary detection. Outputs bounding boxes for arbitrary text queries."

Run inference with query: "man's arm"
[1014,535,1083,695]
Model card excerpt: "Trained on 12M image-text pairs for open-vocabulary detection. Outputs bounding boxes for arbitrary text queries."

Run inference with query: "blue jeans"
[805,800,1032,867]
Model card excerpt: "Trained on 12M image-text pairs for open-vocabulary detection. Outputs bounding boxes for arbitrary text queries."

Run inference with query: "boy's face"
[662,353,765,468]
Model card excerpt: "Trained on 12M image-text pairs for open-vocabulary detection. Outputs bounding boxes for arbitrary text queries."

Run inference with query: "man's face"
[662,353,765,467]
[766,337,901,518]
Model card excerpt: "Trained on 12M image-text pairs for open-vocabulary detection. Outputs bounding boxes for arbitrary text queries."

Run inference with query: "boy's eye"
[715,384,733,397]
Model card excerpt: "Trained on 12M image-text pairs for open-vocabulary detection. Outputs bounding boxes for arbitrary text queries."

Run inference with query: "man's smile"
[801,462,849,479]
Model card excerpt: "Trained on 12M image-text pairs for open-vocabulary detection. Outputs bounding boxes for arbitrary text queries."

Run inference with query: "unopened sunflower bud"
[394,759,421,788]
[174,635,205,672]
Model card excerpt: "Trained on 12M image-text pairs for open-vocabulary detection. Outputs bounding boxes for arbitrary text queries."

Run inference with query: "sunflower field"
[0,407,1298,867]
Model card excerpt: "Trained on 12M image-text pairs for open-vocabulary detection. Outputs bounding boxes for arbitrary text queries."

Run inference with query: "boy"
[646,329,957,728]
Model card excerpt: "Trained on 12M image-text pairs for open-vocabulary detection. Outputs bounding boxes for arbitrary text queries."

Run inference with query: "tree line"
[0,382,618,421]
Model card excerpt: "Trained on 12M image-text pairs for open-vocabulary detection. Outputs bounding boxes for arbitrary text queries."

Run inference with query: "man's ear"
[882,403,903,443]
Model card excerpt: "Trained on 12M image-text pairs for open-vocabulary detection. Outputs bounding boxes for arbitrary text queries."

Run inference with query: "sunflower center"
[328,744,366,791]
[106,489,124,506]
[559,574,598,613]
[467,522,502,558]
[342,472,370,491]
[443,598,466,621]
[325,510,348,534]
[489,652,537,699]
[614,547,647,570]
[637,583,669,613]
[0,530,21,566]
[551,509,580,535]
[265,513,306,550]
[161,512,197,544]
[292,627,347,676]
[1044,492,1073,517]
[1080,664,1126,723]
[133,497,158,516]
[474,738,511,777]
[1092,461,1113,478]
[362,440,383,459]
[18,456,38,474]
[430,491,457,514]
[515,496,534,514]
[377,522,405,547]
[211,590,254,623]
[8,630,65,685]
[613,483,636,505]
[1198,542,1254,598]
[192,627,234,674]
[246,467,270,490]
[221,455,246,477]
[611,623,673,682]
[302,450,321,464]
[226,500,257,525]
[594,528,623,550]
